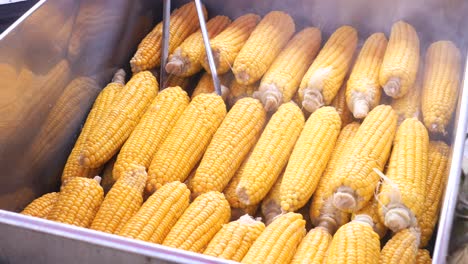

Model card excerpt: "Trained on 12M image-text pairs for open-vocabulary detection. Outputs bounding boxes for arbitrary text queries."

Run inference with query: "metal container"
[0,0,467,263]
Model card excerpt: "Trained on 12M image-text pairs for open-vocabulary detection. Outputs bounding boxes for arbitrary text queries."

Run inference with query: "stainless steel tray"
[1,0,467,263]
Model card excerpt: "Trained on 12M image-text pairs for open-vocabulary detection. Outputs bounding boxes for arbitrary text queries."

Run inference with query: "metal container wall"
[0,0,467,263]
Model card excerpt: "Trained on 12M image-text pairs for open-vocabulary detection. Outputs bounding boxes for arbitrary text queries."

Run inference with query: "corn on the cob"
[255,27,322,112]
[236,102,305,206]
[291,225,332,264]
[166,16,231,77]
[346,33,388,118]
[146,93,226,193]
[380,21,420,98]
[377,118,429,232]
[61,70,125,182]
[309,122,359,233]
[261,173,284,225]
[330,105,397,213]
[391,68,423,124]
[130,2,206,73]
[191,98,266,196]
[421,41,461,134]
[331,83,354,127]
[162,191,230,252]
[298,26,358,113]
[112,87,189,180]
[241,212,306,264]
[416,249,432,264]
[353,197,387,239]
[223,148,260,212]
[325,215,380,264]
[90,165,146,234]
[80,71,158,169]
[228,79,258,108]
[233,11,295,85]
[280,107,341,211]
[419,141,450,248]
[191,72,232,100]
[379,228,420,264]
[204,214,265,261]
[118,181,190,243]
[21,192,59,218]
[47,176,104,227]
[201,14,260,75]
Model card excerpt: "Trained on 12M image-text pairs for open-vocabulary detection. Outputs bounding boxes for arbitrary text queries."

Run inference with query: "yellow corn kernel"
[325,215,380,264]
[346,33,388,118]
[281,107,341,211]
[223,148,259,213]
[162,191,231,252]
[62,70,125,182]
[377,118,429,233]
[233,11,295,85]
[47,176,104,227]
[421,41,461,134]
[80,71,158,169]
[166,16,231,77]
[352,197,387,239]
[201,14,260,75]
[291,226,332,264]
[21,192,59,218]
[380,21,420,98]
[191,72,232,100]
[309,122,359,232]
[331,105,397,213]
[204,215,265,261]
[255,27,322,112]
[416,249,432,264]
[236,102,305,206]
[118,181,190,243]
[130,2,206,73]
[261,173,283,225]
[164,74,193,91]
[299,26,358,113]
[191,98,266,196]
[146,93,226,193]
[241,212,306,264]
[332,83,354,127]
[380,228,420,264]
[228,79,258,108]
[391,66,423,124]
[113,87,189,180]
[90,165,147,234]
[419,141,450,248]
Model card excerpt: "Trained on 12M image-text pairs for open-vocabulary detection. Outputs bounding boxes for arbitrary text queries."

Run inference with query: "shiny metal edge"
[0,0,46,40]
[160,0,171,87]
[433,55,468,264]
[0,210,236,264]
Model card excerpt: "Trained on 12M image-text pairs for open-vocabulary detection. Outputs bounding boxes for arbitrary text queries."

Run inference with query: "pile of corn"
[21,2,462,263]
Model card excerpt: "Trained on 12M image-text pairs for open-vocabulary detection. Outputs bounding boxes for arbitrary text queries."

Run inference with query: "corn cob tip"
[220,84,230,101]
[352,98,370,119]
[165,52,186,75]
[333,186,357,212]
[93,176,102,184]
[253,83,283,112]
[236,186,252,206]
[235,70,251,85]
[112,69,126,85]
[383,77,401,97]
[262,199,282,225]
[302,88,324,113]
[353,214,374,227]
[384,207,414,232]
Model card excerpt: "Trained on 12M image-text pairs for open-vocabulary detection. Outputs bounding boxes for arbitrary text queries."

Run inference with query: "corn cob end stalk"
[302,85,326,113]
[253,83,283,112]
[383,77,402,98]
[112,68,126,85]
[333,185,359,212]
[165,53,186,76]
